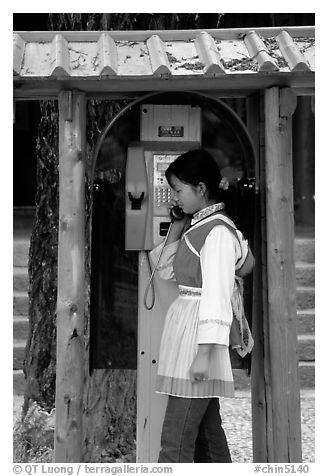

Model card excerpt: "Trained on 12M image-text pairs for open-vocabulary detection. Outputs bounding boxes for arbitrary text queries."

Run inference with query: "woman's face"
[169,174,205,215]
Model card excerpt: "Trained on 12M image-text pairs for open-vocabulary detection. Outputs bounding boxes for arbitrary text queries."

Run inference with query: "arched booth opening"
[89,91,258,461]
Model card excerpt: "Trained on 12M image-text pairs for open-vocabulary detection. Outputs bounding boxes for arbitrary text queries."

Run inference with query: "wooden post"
[264,87,302,462]
[54,90,86,462]
[247,94,274,462]
[292,96,315,226]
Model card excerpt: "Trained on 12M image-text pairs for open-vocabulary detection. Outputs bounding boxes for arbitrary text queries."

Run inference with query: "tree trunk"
[24,99,59,414]
[82,370,136,462]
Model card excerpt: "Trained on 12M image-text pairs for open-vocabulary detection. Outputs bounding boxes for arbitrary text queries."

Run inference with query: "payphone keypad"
[153,154,178,214]
[155,187,172,208]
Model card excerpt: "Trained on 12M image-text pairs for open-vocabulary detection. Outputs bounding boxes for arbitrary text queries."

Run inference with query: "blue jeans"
[158,396,232,463]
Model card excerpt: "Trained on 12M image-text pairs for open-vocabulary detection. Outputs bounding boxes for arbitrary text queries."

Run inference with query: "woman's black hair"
[165,148,226,203]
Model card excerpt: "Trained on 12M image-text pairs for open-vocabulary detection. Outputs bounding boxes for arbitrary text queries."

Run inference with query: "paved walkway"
[220,389,315,463]
[13,390,314,463]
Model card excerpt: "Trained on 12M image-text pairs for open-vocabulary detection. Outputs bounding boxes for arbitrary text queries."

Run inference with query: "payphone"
[125,104,201,251]
[125,147,180,251]
[125,104,201,462]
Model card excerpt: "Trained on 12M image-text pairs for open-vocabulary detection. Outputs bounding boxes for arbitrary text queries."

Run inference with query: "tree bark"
[82,370,137,462]
[24,100,59,415]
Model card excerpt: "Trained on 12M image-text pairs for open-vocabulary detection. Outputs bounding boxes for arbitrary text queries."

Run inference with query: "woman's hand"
[189,344,212,383]
[165,214,191,244]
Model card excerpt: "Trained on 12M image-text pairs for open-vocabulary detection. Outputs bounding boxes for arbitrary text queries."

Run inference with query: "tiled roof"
[13,27,315,97]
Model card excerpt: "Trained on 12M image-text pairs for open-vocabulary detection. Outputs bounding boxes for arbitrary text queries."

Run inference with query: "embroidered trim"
[179,288,201,297]
[186,213,237,236]
[183,234,200,258]
[191,202,225,225]
[199,319,230,327]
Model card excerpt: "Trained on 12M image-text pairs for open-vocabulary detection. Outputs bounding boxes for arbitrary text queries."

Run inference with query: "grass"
[13,401,54,463]
[13,400,136,463]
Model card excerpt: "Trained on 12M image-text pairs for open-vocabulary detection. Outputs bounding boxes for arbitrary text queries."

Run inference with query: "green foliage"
[48,13,224,32]
[13,402,54,463]
[13,398,136,463]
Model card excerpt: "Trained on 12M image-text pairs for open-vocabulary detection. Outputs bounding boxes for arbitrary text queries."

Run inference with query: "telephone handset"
[170,205,185,221]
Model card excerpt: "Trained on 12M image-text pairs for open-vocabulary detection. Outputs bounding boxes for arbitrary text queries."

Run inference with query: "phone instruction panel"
[153,154,179,215]
[151,153,179,247]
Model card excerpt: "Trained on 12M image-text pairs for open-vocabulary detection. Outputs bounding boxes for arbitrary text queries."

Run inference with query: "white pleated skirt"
[156,285,235,398]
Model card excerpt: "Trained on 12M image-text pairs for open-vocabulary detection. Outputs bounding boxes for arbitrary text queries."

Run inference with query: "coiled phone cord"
[143,221,174,311]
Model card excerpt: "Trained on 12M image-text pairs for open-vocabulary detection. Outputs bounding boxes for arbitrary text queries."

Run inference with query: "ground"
[13,389,315,463]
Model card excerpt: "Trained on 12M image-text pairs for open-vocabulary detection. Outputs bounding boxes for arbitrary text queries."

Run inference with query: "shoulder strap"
[186,215,241,255]
[184,215,253,277]
[183,234,200,258]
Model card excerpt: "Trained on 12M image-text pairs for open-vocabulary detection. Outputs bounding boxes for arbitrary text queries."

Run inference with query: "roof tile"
[13,27,315,95]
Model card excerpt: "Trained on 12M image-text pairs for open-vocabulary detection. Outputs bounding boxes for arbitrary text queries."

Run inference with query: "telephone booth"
[13,26,315,463]
[89,95,257,461]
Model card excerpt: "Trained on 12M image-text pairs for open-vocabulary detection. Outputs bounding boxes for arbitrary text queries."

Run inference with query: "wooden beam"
[12,87,315,102]
[259,90,275,462]
[54,90,86,463]
[14,26,315,43]
[264,86,302,462]
[13,73,315,99]
[247,94,271,462]
[279,88,297,118]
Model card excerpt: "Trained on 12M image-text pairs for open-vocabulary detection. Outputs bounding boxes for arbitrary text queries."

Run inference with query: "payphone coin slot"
[159,222,170,236]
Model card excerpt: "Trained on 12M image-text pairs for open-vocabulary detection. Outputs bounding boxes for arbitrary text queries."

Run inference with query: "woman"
[150,148,252,463]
